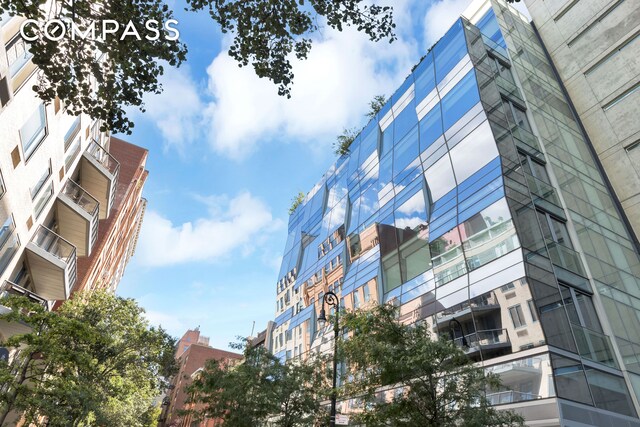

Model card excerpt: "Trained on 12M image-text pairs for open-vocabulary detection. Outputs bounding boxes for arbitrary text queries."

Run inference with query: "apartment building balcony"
[487,390,541,406]
[81,140,120,219]
[55,180,99,257]
[435,293,500,327]
[0,280,48,340]
[525,173,565,219]
[25,226,77,301]
[454,328,511,358]
[572,323,618,369]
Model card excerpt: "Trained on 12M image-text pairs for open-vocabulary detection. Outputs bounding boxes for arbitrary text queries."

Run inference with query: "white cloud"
[423,0,471,46]
[144,310,187,334]
[141,65,204,153]
[137,192,283,266]
[202,16,418,159]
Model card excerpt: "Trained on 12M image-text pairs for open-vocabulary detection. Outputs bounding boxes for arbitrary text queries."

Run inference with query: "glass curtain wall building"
[270,0,640,424]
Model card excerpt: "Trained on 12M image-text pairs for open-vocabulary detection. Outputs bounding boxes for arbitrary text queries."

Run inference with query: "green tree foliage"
[365,94,387,119]
[0,0,187,135]
[184,0,396,98]
[186,340,328,427]
[289,191,306,215]
[0,0,396,134]
[339,304,525,427]
[334,127,359,156]
[0,291,177,427]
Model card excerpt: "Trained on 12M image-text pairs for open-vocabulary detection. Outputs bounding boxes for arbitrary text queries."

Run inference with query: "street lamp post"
[317,291,339,427]
[449,317,469,347]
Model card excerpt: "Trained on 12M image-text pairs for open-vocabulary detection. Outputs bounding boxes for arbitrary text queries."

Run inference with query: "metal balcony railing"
[571,323,618,369]
[86,140,119,176]
[31,226,76,263]
[1,280,47,308]
[61,180,99,217]
[544,239,586,277]
[436,293,499,321]
[454,329,510,350]
[486,390,541,405]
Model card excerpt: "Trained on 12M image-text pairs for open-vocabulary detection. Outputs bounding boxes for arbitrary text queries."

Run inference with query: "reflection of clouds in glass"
[327,185,348,208]
[307,180,324,200]
[449,121,497,183]
[395,216,425,230]
[425,154,456,201]
[397,191,425,215]
[481,198,511,224]
[331,198,347,228]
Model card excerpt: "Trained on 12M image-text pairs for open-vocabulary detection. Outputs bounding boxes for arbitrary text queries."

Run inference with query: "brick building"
[159,329,242,427]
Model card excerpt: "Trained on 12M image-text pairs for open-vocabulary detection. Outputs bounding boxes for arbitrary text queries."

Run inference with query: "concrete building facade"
[0,12,148,340]
[270,0,640,425]
[523,0,640,243]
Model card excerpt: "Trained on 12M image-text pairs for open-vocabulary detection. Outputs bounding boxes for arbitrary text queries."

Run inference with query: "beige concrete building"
[0,12,148,340]
[523,0,640,243]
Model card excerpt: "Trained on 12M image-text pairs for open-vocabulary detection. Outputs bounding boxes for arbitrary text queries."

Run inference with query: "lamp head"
[318,307,327,330]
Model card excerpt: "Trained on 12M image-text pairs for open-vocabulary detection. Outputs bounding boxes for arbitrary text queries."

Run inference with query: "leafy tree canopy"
[0,0,187,135]
[339,304,525,427]
[0,0,396,134]
[0,291,177,427]
[185,339,329,427]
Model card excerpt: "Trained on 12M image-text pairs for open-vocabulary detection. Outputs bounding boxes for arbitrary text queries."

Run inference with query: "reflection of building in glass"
[0,14,148,343]
[270,0,640,425]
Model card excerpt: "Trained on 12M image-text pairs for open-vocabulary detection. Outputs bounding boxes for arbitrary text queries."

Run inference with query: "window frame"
[19,103,48,161]
[509,304,527,328]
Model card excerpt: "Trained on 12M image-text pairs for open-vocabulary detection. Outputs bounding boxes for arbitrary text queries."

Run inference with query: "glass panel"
[6,35,33,77]
[20,104,47,158]
[575,292,601,332]
[509,305,526,328]
[585,368,637,417]
[434,19,466,82]
[550,216,572,248]
[419,103,442,152]
[430,226,465,287]
[551,354,593,405]
[461,199,519,271]
[441,71,480,131]
[486,354,554,404]
[449,121,499,183]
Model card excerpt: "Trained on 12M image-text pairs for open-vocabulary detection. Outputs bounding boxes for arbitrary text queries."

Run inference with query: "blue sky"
[115,0,529,350]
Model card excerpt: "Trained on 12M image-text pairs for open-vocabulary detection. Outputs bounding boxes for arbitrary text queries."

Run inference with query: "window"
[560,285,602,332]
[503,98,531,132]
[501,282,515,292]
[509,304,526,328]
[353,291,361,309]
[64,117,81,150]
[518,151,549,182]
[34,182,53,219]
[30,161,52,200]
[527,299,538,322]
[20,104,47,159]
[537,210,572,248]
[363,284,371,302]
[6,35,32,77]
[488,53,514,83]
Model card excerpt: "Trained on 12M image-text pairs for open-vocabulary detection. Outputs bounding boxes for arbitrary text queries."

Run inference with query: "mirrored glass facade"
[270,1,640,424]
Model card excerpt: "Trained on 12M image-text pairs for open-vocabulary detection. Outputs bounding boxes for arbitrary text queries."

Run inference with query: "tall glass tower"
[271,0,640,424]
